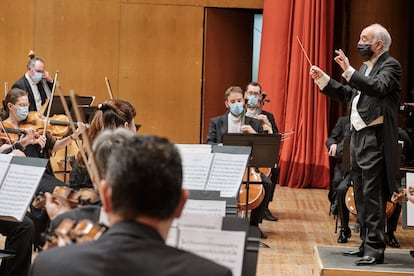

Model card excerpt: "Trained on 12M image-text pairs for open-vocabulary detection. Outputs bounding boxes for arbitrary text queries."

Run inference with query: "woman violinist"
[70,99,137,190]
[0,88,86,249]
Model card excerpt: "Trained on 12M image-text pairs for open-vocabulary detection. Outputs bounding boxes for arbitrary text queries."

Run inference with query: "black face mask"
[356,43,374,61]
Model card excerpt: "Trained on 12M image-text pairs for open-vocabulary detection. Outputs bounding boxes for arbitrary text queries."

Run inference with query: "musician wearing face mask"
[206,86,272,239]
[12,53,54,112]
[0,88,86,249]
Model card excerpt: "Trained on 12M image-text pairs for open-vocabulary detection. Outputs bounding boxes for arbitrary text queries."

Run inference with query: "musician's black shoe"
[355,254,384,265]
[343,248,364,257]
[264,208,278,221]
[337,227,351,243]
[386,232,400,248]
[259,228,268,239]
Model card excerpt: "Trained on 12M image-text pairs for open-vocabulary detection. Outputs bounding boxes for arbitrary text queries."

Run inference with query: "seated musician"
[206,86,273,239]
[244,82,279,221]
[31,134,232,276]
[45,128,135,235]
[0,88,86,249]
[69,99,136,190]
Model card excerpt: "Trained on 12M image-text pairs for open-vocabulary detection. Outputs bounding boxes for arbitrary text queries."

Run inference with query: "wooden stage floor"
[256,186,414,276]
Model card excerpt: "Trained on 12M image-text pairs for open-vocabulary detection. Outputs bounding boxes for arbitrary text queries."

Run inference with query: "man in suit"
[310,23,401,265]
[244,82,279,221]
[12,55,54,112]
[206,86,272,239]
[31,132,232,276]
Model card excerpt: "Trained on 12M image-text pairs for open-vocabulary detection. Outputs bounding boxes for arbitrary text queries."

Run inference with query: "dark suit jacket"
[12,76,52,111]
[31,221,232,276]
[325,116,350,160]
[261,110,279,134]
[206,112,264,144]
[322,52,402,197]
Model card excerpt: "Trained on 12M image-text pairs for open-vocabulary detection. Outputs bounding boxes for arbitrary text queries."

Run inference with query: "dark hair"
[245,82,262,93]
[88,99,136,142]
[106,135,183,220]
[1,88,28,120]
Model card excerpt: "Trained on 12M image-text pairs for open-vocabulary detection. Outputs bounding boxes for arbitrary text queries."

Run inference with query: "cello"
[238,168,265,211]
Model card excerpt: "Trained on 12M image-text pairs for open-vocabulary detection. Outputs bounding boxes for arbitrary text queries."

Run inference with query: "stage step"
[313,245,414,275]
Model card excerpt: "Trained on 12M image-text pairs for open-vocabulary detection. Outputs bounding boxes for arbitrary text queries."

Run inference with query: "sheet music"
[183,199,226,217]
[0,158,46,221]
[0,154,13,189]
[178,228,246,276]
[176,144,212,154]
[181,153,213,190]
[206,153,248,197]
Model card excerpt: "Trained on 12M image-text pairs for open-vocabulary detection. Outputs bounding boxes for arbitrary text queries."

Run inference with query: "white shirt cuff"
[341,66,356,82]
[314,72,330,90]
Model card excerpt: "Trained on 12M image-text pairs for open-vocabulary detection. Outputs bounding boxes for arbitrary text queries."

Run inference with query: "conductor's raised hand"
[334,49,350,72]
[309,66,325,80]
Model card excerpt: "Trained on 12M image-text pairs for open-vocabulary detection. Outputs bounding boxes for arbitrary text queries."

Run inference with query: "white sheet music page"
[0,154,12,187]
[176,144,212,154]
[181,153,213,190]
[178,228,246,276]
[206,153,248,197]
[0,162,45,221]
[183,199,226,217]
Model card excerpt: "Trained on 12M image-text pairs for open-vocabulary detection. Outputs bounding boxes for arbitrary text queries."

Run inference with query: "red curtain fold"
[258,0,335,188]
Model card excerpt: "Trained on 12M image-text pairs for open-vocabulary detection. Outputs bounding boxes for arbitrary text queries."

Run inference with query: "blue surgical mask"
[32,72,43,84]
[230,102,244,116]
[247,95,259,107]
[15,106,29,121]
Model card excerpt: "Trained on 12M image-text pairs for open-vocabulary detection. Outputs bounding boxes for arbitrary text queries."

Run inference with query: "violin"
[43,218,107,250]
[238,168,265,211]
[0,120,32,144]
[20,111,74,138]
[32,186,99,209]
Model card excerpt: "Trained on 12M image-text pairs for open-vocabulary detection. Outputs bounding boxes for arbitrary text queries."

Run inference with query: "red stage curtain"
[258,0,335,188]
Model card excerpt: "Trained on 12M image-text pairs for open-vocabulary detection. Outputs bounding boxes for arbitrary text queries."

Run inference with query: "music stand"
[44,96,72,116]
[222,133,281,213]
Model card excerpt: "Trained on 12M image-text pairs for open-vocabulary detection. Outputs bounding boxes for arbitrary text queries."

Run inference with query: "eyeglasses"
[245,91,260,96]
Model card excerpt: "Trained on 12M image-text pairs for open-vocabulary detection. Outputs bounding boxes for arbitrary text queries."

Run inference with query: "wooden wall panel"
[0,1,35,88]
[33,0,120,104]
[118,3,204,143]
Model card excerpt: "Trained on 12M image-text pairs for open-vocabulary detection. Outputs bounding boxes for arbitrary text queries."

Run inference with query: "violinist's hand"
[72,122,87,139]
[44,192,71,220]
[241,125,257,134]
[334,49,350,72]
[35,135,47,148]
[20,128,38,147]
[328,144,337,157]
[11,149,26,157]
[310,65,325,80]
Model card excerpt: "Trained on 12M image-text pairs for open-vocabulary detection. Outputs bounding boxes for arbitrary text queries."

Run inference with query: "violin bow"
[69,89,101,187]
[42,71,59,137]
[4,82,8,97]
[56,84,98,190]
[104,77,114,100]
[0,118,16,149]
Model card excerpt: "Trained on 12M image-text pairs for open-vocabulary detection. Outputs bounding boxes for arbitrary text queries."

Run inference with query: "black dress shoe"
[264,208,278,221]
[355,255,384,265]
[343,248,364,257]
[259,228,268,239]
[386,232,400,248]
[337,227,352,243]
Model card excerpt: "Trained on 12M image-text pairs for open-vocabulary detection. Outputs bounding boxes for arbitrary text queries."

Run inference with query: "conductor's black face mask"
[356,43,374,61]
